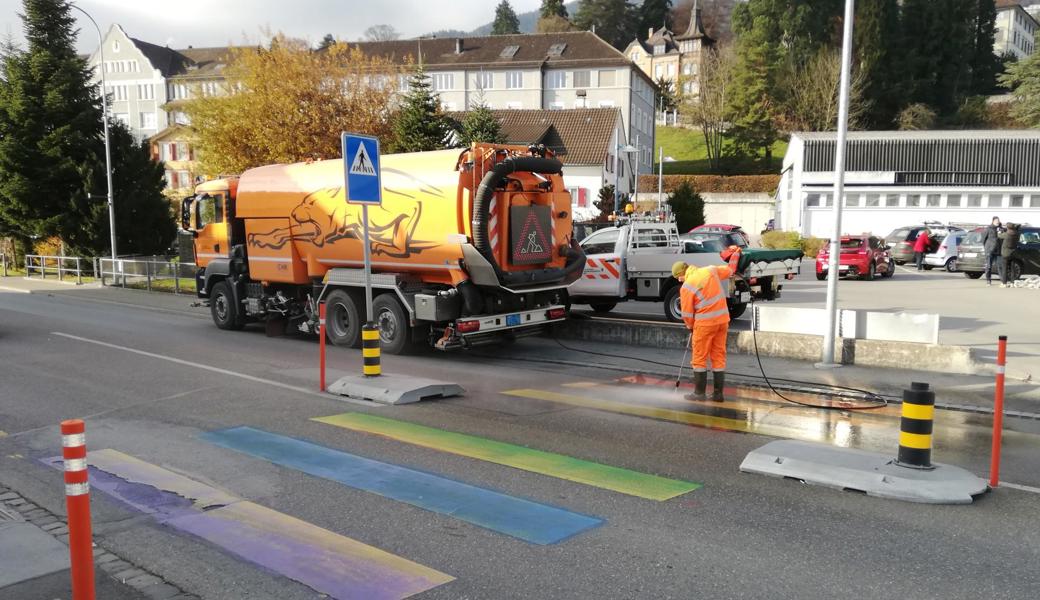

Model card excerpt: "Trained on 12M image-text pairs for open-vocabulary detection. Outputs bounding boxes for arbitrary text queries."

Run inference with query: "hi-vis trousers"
[691,322,729,372]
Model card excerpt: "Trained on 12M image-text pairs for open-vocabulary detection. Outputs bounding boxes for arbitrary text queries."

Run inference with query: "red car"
[689,224,751,246]
[816,235,895,280]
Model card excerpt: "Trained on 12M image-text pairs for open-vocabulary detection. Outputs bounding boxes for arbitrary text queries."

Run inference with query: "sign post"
[341,132,382,324]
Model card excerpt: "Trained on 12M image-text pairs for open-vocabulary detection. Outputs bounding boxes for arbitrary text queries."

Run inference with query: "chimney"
[455,38,463,54]
[648,27,654,39]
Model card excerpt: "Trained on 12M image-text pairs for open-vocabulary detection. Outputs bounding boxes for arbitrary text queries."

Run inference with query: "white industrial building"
[777,131,1040,238]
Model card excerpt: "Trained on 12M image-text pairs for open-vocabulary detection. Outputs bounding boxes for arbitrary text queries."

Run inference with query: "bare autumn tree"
[776,48,869,132]
[363,24,400,41]
[181,35,403,175]
[682,45,737,172]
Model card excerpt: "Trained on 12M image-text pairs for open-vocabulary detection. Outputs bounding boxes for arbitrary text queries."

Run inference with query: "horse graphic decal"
[247,186,438,259]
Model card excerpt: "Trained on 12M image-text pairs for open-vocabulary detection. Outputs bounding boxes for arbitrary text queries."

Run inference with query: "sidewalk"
[0,275,207,318]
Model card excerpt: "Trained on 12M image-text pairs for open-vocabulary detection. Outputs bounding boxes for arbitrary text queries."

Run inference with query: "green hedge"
[638,174,781,194]
[761,230,827,258]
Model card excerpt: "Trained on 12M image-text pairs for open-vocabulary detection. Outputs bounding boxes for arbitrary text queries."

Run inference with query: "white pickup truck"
[569,220,803,321]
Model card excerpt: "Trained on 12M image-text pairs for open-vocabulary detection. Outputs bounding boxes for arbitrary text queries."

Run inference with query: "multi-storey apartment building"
[996,0,1038,58]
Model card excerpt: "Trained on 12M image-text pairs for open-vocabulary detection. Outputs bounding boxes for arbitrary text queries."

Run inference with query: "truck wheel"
[663,286,682,323]
[589,302,617,313]
[373,294,414,355]
[728,302,748,320]
[210,281,245,331]
[325,289,362,348]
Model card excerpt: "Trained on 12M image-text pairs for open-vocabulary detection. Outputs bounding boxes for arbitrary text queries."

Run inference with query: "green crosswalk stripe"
[312,413,700,501]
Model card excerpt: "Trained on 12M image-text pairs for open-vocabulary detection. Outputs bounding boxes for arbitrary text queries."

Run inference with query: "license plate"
[963,252,977,258]
[838,265,849,271]
[740,292,751,303]
[506,314,521,327]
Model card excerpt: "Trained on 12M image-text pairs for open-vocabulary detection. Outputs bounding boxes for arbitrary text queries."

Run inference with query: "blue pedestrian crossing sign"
[342,132,382,205]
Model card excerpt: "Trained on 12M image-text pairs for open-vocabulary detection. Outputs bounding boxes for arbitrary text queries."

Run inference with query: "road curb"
[556,318,993,377]
[0,483,198,599]
[0,284,31,294]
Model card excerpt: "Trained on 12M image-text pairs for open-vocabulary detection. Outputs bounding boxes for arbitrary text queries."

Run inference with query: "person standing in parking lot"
[914,229,931,270]
[981,217,1004,285]
[998,222,1021,287]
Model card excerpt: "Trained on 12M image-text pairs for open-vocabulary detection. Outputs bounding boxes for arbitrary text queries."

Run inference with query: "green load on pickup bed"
[735,248,804,271]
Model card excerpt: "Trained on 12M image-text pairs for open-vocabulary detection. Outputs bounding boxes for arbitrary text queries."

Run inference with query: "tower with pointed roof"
[622,0,715,102]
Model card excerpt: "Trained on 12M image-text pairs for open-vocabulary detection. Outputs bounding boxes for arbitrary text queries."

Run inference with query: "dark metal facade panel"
[802,138,1040,186]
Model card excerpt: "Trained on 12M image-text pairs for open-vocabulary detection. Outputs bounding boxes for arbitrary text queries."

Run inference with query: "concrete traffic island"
[739,440,988,504]
[327,374,464,405]
[740,382,989,504]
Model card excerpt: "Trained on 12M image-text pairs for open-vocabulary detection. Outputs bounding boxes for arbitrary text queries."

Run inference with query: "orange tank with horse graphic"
[191,145,575,289]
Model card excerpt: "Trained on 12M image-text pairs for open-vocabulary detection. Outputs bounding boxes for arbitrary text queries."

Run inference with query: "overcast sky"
[1,0,545,52]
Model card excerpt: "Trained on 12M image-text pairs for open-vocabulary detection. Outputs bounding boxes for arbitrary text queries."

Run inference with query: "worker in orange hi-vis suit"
[673,260,733,402]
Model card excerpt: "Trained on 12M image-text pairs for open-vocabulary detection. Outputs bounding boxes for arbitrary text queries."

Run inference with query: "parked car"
[923,229,967,272]
[958,225,1040,281]
[679,230,748,253]
[816,235,895,280]
[884,223,964,265]
[689,224,751,246]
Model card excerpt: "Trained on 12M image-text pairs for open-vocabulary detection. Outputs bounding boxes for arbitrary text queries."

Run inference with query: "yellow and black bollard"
[897,381,934,469]
[361,323,381,377]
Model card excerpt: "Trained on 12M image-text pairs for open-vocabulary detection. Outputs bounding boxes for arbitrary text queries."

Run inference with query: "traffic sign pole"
[362,204,373,323]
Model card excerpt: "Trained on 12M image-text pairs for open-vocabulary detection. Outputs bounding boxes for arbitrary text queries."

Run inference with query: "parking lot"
[574,264,1039,382]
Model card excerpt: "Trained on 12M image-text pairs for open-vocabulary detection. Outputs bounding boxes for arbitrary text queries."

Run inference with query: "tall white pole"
[632,135,639,209]
[658,146,664,213]
[820,0,856,367]
[72,4,117,260]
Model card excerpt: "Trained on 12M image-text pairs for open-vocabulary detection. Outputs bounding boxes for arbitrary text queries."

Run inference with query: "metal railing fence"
[25,254,86,284]
[97,257,196,294]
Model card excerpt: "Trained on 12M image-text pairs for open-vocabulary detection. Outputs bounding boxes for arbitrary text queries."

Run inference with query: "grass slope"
[654,126,787,175]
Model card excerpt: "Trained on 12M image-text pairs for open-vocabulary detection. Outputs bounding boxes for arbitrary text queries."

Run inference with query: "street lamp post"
[657,148,676,215]
[70,3,117,260]
[614,139,638,216]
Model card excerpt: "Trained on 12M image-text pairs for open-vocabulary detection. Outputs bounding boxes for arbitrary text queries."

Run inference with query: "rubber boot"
[711,371,726,402]
[685,372,708,401]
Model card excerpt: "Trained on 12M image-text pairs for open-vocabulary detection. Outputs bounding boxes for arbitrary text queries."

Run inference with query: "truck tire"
[210,281,245,331]
[325,289,362,348]
[589,302,617,313]
[372,294,415,355]
[663,286,682,323]
[728,302,748,320]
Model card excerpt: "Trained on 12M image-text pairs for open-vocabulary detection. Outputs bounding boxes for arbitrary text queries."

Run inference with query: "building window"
[137,84,154,100]
[654,65,663,78]
[172,111,190,125]
[139,112,156,129]
[967,194,982,207]
[987,194,1003,207]
[546,71,566,89]
[108,85,128,101]
[630,51,640,62]
[906,194,921,207]
[845,193,861,207]
[806,193,821,207]
[431,73,454,91]
[474,71,493,90]
[926,194,941,207]
[1010,194,1024,207]
[1030,195,1040,208]
[598,70,616,87]
[573,70,590,88]
[885,194,900,207]
[112,40,120,52]
[654,44,665,55]
[865,194,880,207]
[667,64,674,76]
[506,71,523,89]
[947,194,962,207]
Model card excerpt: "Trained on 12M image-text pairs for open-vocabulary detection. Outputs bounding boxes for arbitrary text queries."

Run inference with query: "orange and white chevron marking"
[584,257,621,279]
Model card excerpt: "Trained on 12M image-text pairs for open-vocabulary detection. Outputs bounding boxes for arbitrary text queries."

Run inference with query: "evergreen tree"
[854,0,900,128]
[969,0,1000,95]
[1000,50,1040,127]
[540,0,569,19]
[492,0,521,35]
[458,101,504,146]
[594,184,616,220]
[317,34,335,50]
[666,180,705,233]
[391,65,450,152]
[0,0,104,255]
[574,0,637,50]
[639,0,673,35]
[727,0,782,161]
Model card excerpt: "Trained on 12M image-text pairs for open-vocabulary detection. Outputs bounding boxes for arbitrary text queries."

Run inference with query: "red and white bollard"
[990,335,1008,488]
[319,302,327,392]
[61,419,95,600]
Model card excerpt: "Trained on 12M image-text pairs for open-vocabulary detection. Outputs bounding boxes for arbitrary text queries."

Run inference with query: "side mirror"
[180,196,193,231]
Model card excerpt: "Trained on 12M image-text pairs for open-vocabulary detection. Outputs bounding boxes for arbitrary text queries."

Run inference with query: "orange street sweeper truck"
[180,143,585,353]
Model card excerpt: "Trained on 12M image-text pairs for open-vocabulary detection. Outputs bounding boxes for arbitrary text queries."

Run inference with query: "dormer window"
[654,44,665,55]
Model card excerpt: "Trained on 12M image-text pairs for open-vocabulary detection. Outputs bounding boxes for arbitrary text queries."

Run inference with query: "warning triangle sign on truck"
[349,143,376,176]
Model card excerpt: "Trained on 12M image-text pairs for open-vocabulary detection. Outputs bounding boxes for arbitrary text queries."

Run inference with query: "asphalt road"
[2,287,1039,599]
[574,264,1039,380]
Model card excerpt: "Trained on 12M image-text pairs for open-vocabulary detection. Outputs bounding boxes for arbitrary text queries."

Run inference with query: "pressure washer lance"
[675,332,692,388]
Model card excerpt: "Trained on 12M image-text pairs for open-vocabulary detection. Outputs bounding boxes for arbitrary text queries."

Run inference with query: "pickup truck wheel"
[210,281,245,331]
[325,289,362,348]
[728,302,748,320]
[589,302,617,313]
[663,286,682,323]
[373,294,414,355]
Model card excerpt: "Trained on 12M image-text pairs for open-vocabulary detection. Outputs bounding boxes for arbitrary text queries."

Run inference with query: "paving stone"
[95,552,120,565]
[113,567,147,582]
[140,583,183,600]
[99,559,132,574]
[54,533,69,544]
[126,573,163,587]
[30,515,59,527]
[46,525,69,536]
[41,522,66,532]
[0,492,19,501]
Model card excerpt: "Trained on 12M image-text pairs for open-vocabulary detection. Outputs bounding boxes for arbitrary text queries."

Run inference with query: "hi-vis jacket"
[680,265,733,329]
